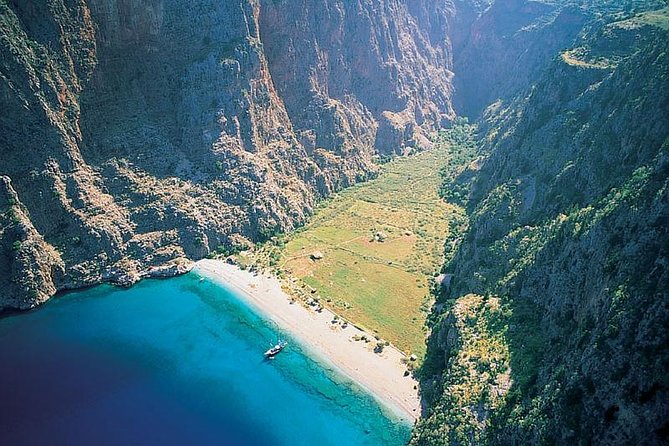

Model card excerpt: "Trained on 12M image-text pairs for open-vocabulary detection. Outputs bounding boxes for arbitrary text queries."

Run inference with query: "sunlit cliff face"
[0,0,455,310]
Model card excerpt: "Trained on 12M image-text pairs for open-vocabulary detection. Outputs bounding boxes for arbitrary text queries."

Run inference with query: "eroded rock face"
[0,176,65,309]
[413,12,669,446]
[259,0,455,155]
[0,0,455,310]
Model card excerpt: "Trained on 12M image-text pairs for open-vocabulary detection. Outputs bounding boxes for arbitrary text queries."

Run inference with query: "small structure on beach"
[310,251,324,260]
[374,231,388,242]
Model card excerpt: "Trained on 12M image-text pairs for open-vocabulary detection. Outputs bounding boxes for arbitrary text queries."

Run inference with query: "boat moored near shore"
[265,339,288,358]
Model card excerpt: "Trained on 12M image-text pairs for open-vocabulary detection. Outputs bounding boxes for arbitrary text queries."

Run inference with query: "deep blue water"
[0,273,410,446]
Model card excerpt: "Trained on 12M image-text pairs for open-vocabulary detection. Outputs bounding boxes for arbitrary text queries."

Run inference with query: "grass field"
[256,140,467,359]
[232,123,478,360]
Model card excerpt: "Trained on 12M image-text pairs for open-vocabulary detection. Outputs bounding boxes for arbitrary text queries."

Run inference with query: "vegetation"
[412,294,511,446]
[414,152,669,444]
[438,117,479,206]
[613,6,669,30]
[8,208,20,224]
[271,149,453,358]
[241,123,479,359]
[412,7,669,443]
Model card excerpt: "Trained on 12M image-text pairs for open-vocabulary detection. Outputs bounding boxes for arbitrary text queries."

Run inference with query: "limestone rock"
[0,0,455,310]
[413,11,669,445]
[0,176,65,310]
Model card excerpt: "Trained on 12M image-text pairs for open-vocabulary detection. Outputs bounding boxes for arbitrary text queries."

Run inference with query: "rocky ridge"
[413,7,669,446]
[0,0,455,311]
[450,0,668,118]
[2,2,668,444]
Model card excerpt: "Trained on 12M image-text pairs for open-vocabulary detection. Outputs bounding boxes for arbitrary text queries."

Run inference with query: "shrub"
[8,209,20,223]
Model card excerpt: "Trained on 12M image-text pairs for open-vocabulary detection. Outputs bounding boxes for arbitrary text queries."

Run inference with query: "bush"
[215,245,241,257]
[8,209,20,223]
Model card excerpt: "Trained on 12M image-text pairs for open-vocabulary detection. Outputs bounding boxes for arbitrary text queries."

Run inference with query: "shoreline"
[193,259,421,423]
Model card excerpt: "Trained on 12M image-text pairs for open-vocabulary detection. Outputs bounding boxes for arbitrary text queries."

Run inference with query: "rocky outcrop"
[259,0,455,155]
[0,176,64,309]
[0,0,455,310]
[413,9,669,446]
[2,1,669,444]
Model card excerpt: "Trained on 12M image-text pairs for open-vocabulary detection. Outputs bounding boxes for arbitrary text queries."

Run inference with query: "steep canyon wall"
[413,5,669,445]
[0,0,455,310]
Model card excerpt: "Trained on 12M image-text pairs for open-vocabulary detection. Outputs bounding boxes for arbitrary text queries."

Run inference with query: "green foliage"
[253,140,467,358]
[437,119,479,206]
[411,294,510,446]
[7,208,20,223]
[258,224,281,240]
[215,244,241,257]
[11,240,22,251]
[613,6,669,31]
[267,249,281,267]
[413,3,669,445]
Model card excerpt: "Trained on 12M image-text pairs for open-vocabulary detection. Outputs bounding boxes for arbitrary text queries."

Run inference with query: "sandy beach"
[193,259,421,422]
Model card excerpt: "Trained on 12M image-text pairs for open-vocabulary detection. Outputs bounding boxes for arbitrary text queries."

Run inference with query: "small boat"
[264,339,288,358]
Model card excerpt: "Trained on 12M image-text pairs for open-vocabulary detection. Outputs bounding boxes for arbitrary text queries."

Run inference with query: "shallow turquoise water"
[0,273,411,445]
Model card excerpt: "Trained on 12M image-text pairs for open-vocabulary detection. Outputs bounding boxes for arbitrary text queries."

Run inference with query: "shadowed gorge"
[412,4,669,445]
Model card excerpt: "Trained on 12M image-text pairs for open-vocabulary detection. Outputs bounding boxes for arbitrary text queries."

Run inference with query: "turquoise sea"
[0,273,411,445]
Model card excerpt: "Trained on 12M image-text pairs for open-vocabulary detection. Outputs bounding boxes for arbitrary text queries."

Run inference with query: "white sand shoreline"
[193,259,421,423]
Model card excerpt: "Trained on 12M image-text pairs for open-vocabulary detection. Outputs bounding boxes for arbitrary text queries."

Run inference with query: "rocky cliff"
[413,6,669,445]
[450,0,667,118]
[3,2,669,443]
[451,0,587,118]
[0,0,455,311]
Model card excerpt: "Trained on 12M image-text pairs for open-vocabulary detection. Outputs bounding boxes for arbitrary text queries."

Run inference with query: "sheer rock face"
[0,176,65,309]
[259,0,455,155]
[451,0,589,118]
[0,0,455,310]
[413,13,669,446]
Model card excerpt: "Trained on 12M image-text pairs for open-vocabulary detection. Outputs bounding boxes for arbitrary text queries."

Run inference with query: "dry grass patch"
[271,145,459,359]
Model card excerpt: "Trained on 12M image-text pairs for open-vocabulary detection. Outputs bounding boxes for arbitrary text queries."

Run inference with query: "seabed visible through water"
[0,273,410,446]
